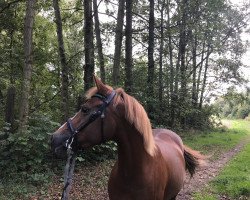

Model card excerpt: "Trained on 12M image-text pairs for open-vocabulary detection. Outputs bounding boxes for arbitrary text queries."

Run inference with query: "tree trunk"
[196,38,206,103]
[191,33,198,107]
[112,0,125,86]
[9,29,15,85]
[5,29,16,132]
[158,0,165,118]
[53,0,69,122]
[5,86,16,132]
[0,90,3,105]
[189,0,199,108]
[147,0,155,118]
[124,0,133,93]
[84,0,95,91]
[93,0,105,83]
[178,0,188,127]
[171,50,181,126]
[18,0,36,133]
[179,0,188,103]
[167,0,175,127]
[199,45,210,109]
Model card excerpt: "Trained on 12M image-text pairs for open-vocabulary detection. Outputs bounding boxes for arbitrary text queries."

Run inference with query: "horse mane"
[114,88,156,156]
[85,87,156,157]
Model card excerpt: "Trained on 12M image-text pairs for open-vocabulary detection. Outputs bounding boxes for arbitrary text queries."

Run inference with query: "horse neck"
[115,122,152,178]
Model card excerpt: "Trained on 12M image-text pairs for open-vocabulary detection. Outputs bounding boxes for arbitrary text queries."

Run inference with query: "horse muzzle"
[51,132,71,158]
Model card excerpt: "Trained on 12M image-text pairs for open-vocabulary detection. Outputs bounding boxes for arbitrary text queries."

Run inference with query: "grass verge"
[182,120,250,160]
[193,120,250,200]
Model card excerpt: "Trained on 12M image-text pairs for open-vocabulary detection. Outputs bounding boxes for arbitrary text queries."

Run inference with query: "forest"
[0,0,250,198]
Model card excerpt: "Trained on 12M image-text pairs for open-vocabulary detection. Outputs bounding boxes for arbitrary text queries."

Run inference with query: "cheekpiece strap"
[67,119,75,134]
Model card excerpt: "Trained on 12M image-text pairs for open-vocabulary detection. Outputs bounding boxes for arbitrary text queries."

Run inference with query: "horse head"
[51,76,121,157]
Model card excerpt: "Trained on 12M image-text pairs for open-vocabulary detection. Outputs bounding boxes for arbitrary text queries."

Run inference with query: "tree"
[83,0,95,91]
[18,0,36,133]
[124,0,133,93]
[112,0,125,86]
[5,86,15,132]
[93,0,105,83]
[147,0,155,116]
[178,0,188,105]
[164,0,175,126]
[158,0,165,118]
[4,11,17,132]
[53,0,69,121]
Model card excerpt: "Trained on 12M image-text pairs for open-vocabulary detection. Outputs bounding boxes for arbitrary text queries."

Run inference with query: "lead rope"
[61,148,76,200]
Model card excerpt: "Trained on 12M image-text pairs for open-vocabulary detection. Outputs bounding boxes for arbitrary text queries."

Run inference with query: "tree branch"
[0,0,24,13]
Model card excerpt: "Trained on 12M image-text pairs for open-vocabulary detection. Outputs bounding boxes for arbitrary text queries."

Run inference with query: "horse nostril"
[51,134,63,149]
[51,132,71,149]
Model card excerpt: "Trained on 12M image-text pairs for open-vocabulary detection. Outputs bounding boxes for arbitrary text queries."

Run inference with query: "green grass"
[212,143,250,197]
[182,120,250,160]
[193,120,250,200]
[193,191,217,200]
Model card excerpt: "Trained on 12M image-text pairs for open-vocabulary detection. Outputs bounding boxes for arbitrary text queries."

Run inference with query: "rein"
[60,90,116,200]
[61,148,76,200]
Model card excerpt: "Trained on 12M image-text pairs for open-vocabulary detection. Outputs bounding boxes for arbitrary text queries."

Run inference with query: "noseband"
[65,90,116,151]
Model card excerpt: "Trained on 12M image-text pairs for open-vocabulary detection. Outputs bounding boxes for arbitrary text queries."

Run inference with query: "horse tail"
[183,145,206,177]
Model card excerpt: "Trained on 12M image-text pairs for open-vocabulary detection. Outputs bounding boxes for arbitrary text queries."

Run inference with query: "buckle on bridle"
[65,133,77,149]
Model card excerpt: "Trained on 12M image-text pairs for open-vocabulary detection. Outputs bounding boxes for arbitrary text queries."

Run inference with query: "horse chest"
[108,165,167,200]
[108,182,163,200]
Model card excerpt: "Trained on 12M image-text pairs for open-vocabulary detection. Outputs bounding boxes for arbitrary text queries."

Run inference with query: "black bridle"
[64,90,116,151]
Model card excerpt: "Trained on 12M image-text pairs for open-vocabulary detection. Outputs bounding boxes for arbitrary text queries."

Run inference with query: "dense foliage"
[214,87,250,120]
[0,0,249,177]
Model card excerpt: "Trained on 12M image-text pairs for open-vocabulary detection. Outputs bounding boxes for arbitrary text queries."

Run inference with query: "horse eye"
[81,106,90,114]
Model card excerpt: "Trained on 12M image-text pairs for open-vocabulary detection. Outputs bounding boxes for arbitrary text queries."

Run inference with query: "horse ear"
[93,75,105,91]
[93,75,110,95]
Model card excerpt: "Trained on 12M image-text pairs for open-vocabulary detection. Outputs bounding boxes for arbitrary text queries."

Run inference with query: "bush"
[76,141,118,163]
[0,113,59,178]
[245,113,250,121]
[0,112,119,181]
[236,105,250,119]
[185,105,218,130]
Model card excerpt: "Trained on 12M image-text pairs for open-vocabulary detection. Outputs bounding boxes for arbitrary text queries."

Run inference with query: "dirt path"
[177,136,250,200]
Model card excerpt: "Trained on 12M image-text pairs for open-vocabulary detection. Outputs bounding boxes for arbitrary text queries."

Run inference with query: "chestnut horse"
[51,77,205,200]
